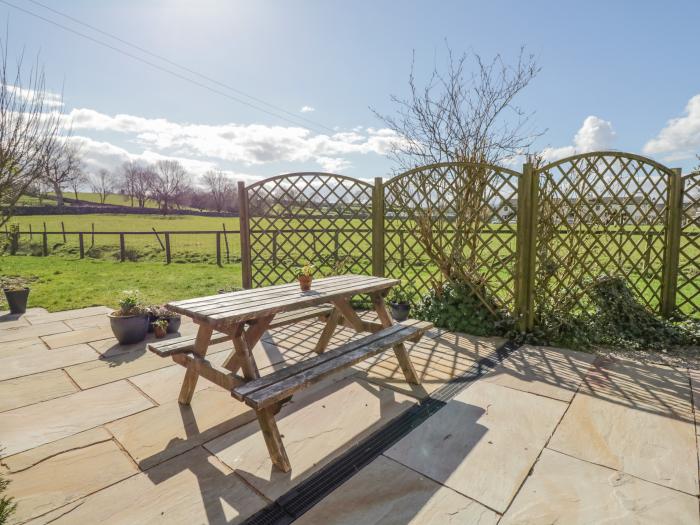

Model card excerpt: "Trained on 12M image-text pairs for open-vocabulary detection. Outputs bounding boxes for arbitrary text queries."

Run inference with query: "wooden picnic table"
[155,274,429,472]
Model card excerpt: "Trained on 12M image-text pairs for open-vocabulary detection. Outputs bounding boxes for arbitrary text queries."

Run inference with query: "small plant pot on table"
[296,263,315,292]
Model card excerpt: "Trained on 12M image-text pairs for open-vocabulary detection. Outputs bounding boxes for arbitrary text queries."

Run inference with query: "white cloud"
[643,94,700,161]
[3,84,64,108]
[541,116,616,162]
[300,105,315,113]
[65,108,400,174]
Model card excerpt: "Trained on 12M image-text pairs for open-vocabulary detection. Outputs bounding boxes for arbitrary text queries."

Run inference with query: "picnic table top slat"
[166,275,399,325]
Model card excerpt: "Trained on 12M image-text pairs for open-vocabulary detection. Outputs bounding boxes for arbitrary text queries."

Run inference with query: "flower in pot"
[388,287,413,322]
[1,276,30,315]
[156,306,182,333]
[152,318,168,339]
[108,290,148,345]
[295,263,315,292]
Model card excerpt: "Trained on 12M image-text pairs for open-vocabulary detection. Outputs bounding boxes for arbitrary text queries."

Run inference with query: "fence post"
[61,221,67,243]
[372,177,385,277]
[164,233,171,264]
[119,233,126,262]
[79,233,84,259]
[661,168,683,317]
[216,232,222,267]
[238,181,253,289]
[42,222,48,256]
[515,162,539,332]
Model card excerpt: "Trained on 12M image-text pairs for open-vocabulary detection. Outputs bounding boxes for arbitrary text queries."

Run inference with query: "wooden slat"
[266,305,334,329]
[148,332,232,357]
[203,278,398,325]
[232,324,409,401]
[240,325,421,410]
[172,354,245,390]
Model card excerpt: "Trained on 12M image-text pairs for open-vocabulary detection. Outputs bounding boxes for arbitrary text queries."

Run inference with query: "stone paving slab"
[3,430,138,524]
[0,342,97,381]
[63,314,111,330]
[205,376,416,501]
[500,448,700,525]
[23,306,112,325]
[0,380,153,457]
[42,326,115,349]
[26,446,267,525]
[0,369,77,412]
[0,315,30,330]
[385,380,568,513]
[548,360,698,495]
[356,337,481,398]
[64,347,176,389]
[296,455,499,525]
[107,388,258,470]
[0,322,71,344]
[482,344,596,402]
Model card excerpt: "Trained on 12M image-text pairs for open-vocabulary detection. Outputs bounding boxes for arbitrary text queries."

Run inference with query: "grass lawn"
[0,256,242,312]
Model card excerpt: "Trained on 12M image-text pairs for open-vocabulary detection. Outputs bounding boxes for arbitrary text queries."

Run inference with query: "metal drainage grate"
[244,340,522,524]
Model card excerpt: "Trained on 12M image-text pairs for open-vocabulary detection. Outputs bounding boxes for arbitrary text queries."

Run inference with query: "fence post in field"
[222,223,230,263]
[29,224,32,240]
[79,233,84,259]
[165,233,171,264]
[216,232,222,267]
[238,181,253,289]
[515,162,539,332]
[91,223,95,248]
[372,177,385,277]
[119,233,126,262]
[661,168,683,317]
[61,221,66,243]
[42,222,48,256]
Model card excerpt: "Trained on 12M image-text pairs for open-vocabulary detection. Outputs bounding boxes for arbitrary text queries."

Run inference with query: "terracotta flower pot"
[298,275,312,291]
[154,324,167,338]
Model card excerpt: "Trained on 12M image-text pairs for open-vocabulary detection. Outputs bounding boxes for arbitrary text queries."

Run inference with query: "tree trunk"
[53,182,64,208]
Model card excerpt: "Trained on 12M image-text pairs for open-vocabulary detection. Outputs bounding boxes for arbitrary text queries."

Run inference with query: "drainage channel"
[244,339,522,525]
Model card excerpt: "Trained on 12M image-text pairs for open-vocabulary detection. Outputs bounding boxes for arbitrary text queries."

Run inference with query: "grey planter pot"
[390,302,410,322]
[109,313,148,345]
[3,288,29,314]
[166,316,181,333]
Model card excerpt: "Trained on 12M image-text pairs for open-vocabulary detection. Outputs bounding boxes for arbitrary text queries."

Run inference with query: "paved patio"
[0,306,698,524]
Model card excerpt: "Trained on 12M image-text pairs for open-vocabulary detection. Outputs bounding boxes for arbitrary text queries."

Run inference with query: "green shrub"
[0,472,17,525]
[414,280,514,336]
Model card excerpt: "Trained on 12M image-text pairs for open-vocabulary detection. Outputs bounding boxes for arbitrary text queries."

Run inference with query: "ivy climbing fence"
[232,151,699,328]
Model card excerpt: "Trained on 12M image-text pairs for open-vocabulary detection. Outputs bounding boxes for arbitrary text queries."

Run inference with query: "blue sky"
[3,0,700,182]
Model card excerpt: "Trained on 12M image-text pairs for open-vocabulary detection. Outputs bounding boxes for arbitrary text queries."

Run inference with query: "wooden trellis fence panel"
[534,152,673,317]
[678,171,700,317]
[241,172,374,288]
[382,162,521,312]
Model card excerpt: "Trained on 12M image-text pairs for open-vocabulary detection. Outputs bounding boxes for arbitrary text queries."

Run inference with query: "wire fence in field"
[3,227,241,265]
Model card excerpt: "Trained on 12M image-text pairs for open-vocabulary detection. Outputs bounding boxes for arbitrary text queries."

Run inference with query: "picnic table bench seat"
[148,304,334,357]
[233,320,434,411]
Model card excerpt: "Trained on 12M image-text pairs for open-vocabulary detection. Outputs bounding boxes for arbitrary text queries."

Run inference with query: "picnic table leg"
[371,292,421,385]
[178,324,213,405]
[313,308,342,354]
[221,315,273,374]
[257,406,291,472]
[332,298,365,332]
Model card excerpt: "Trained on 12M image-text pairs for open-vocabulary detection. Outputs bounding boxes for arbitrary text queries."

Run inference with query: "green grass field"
[0,257,241,312]
[18,192,167,209]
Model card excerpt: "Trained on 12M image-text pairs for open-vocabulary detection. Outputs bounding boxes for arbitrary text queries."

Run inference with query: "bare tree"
[0,40,62,226]
[150,160,190,213]
[89,168,114,204]
[375,46,541,168]
[68,168,88,201]
[40,140,83,207]
[201,169,236,212]
[375,47,541,315]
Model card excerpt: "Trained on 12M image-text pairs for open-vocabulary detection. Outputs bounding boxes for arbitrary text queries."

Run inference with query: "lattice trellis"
[383,162,521,311]
[678,172,700,317]
[246,173,373,288]
[535,152,672,313]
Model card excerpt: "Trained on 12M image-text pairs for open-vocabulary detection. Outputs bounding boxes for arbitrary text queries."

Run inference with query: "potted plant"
[108,290,148,345]
[296,263,315,291]
[152,318,168,339]
[388,287,412,322]
[1,276,30,315]
[158,306,181,333]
